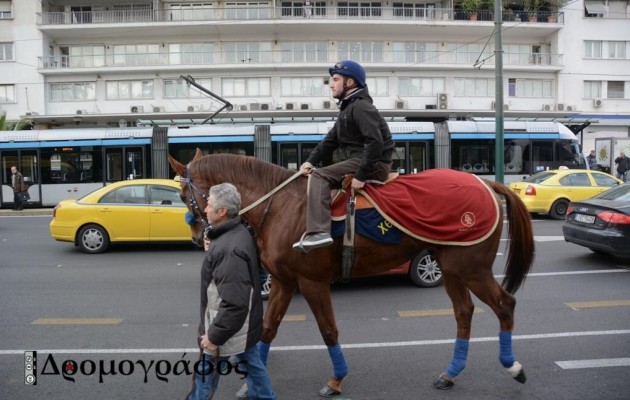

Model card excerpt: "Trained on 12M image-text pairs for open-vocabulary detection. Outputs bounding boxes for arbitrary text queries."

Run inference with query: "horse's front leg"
[260,276,297,363]
[433,276,475,390]
[299,278,348,398]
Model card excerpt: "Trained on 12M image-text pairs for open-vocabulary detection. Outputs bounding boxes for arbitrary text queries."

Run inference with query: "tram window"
[504,141,524,174]
[532,142,553,172]
[408,143,427,174]
[451,140,492,174]
[41,148,101,184]
[392,146,406,174]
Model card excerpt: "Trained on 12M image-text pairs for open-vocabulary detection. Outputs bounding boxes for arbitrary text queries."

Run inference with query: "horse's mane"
[192,153,295,192]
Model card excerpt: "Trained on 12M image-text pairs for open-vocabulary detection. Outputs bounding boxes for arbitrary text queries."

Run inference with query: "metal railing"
[38,7,564,25]
[38,50,563,70]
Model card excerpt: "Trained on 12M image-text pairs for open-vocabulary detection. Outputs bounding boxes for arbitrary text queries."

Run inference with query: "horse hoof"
[319,385,341,398]
[432,375,455,390]
[513,369,527,384]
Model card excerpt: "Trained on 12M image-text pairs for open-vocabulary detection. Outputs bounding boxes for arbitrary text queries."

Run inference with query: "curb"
[0,209,54,216]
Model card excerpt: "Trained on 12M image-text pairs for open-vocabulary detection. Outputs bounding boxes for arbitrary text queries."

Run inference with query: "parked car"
[260,249,442,299]
[50,179,192,254]
[562,183,630,259]
[508,169,623,219]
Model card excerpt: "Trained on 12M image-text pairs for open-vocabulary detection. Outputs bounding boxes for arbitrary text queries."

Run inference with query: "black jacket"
[614,156,629,173]
[198,217,263,355]
[306,87,395,181]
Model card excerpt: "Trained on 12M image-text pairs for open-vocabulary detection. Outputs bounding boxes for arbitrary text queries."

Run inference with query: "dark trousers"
[306,158,390,234]
[13,192,23,210]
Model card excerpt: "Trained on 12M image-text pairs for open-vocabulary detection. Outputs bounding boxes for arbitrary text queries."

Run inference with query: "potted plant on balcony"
[546,0,569,23]
[461,0,483,21]
[524,0,543,22]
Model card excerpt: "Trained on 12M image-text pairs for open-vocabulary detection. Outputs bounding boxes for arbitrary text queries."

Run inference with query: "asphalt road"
[1,214,629,400]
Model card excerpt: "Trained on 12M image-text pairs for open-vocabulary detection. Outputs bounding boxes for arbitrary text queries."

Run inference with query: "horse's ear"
[193,148,203,160]
[168,154,186,177]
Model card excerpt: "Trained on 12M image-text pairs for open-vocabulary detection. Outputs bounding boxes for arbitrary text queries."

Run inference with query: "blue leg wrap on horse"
[445,338,469,378]
[327,344,348,379]
[499,331,515,368]
[258,341,270,366]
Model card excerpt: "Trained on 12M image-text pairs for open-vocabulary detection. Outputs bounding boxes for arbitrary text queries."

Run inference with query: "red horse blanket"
[332,169,500,245]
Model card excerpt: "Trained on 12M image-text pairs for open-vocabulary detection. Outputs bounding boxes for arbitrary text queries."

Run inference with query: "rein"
[181,165,302,228]
[238,170,302,216]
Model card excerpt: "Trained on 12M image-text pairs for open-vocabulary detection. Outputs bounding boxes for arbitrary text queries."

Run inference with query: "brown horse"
[169,150,534,396]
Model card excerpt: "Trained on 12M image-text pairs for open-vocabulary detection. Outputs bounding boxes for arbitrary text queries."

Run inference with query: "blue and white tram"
[1,127,153,207]
[1,120,586,208]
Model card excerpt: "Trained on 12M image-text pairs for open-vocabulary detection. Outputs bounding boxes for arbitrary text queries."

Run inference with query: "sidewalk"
[0,208,54,216]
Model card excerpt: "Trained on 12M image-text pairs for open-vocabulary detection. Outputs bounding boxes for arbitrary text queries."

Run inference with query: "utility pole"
[494,0,504,183]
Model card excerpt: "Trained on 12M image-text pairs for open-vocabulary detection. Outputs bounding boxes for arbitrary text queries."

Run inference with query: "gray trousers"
[306,158,391,234]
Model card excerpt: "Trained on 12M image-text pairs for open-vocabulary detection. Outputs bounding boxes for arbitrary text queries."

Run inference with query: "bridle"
[180,163,210,230]
[180,162,302,233]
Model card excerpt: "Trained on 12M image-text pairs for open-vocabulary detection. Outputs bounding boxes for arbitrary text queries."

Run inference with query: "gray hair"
[208,183,241,218]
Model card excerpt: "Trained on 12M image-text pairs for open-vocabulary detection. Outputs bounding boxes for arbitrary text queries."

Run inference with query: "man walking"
[11,166,27,211]
[187,183,276,400]
[614,152,629,182]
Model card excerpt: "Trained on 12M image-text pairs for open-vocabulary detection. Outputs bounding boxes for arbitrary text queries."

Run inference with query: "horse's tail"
[487,181,535,294]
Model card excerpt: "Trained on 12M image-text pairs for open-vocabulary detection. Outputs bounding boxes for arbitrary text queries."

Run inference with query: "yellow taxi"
[49,179,192,253]
[508,169,623,219]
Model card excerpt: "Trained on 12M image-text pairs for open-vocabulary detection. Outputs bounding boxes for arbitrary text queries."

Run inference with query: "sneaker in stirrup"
[292,232,333,252]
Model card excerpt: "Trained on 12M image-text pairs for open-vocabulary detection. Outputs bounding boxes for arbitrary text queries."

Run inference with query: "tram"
[1,120,585,207]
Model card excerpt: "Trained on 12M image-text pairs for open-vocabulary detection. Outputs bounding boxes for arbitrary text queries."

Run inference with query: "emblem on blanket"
[332,209,401,244]
[460,212,476,229]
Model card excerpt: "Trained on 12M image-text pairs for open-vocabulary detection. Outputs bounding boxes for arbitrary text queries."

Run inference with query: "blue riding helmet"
[329,60,366,88]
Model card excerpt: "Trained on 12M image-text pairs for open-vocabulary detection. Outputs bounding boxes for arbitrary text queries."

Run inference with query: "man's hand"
[299,162,315,176]
[351,178,365,191]
[200,333,218,354]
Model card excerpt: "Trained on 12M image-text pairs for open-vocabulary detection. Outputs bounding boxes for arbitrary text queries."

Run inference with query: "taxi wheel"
[409,250,442,288]
[549,199,569,220]
[78,224,110,254]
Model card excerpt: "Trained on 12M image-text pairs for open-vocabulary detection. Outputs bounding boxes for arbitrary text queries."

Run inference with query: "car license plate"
[575,214,595,224]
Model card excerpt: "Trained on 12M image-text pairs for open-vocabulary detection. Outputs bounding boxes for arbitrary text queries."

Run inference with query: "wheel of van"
[549,199,569,220]
[78,224,110,254]
[409,250,442,288]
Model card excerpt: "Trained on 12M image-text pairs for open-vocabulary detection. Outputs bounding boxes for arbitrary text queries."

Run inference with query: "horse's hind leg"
[467,276,526,384]
[433,274,475,390]
[298,278,348,398]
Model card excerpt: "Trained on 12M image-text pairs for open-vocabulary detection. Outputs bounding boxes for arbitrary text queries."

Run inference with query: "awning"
[585,2,607,15]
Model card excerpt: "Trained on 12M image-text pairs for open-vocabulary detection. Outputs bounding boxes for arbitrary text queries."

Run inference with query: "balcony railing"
[37,7,564,25]
[38,50,563,70]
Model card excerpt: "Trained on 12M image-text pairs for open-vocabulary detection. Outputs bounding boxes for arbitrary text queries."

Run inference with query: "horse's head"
[168,148,209,247]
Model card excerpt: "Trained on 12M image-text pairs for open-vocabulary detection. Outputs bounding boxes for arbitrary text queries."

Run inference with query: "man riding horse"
[293,60,395,252]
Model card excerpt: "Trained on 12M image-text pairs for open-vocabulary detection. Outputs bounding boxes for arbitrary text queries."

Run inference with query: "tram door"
[394,142,429,174]
[277,142,318,170]
[1,150,39,207]
[105,147,146,182]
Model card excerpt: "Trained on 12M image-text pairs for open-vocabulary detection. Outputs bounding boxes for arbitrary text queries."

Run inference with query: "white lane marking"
[556,358,630,369]
[534,236,565,242]
[494,269,627,278]
[2,329,629,355]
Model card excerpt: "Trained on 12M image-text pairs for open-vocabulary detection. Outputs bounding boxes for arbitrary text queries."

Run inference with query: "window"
[584,1,606,17]
[0,84,15,103]
[397,77,445,96]
[584,41,602,59]
[507,78,553,98]
[168,43,214,65]
[454,78,495,97]
[0,0,12,19]
[280,42,328,63]
[167,3,213,21]
[50,82,96,101]
[607,81,625,99]
[393,2,435,19]
[366,77,388,96]
[0,42,14,61]
[164,78,190,98]
[106,80,154,100]
[149,185,185,206]
[113,44,160,67]
[61,46,105,68]
[583,80,602,99]
[607,41,626,59]
[281,77,328,96]
[225,2,269,19]
[559,173,591,187]
[338,2,382,17]
[337,41,384,63]
[222,42,273,63]
[392,42,439,64]
[43,148,102,184]
[222,78,271,96]
[189,79,213,98]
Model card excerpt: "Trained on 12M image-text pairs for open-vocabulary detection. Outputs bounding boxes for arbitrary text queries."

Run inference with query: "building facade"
[0,0,629,150]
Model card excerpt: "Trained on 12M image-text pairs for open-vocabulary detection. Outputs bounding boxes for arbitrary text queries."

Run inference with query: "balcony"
[38,6,564,25]
[38,50,564,73]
